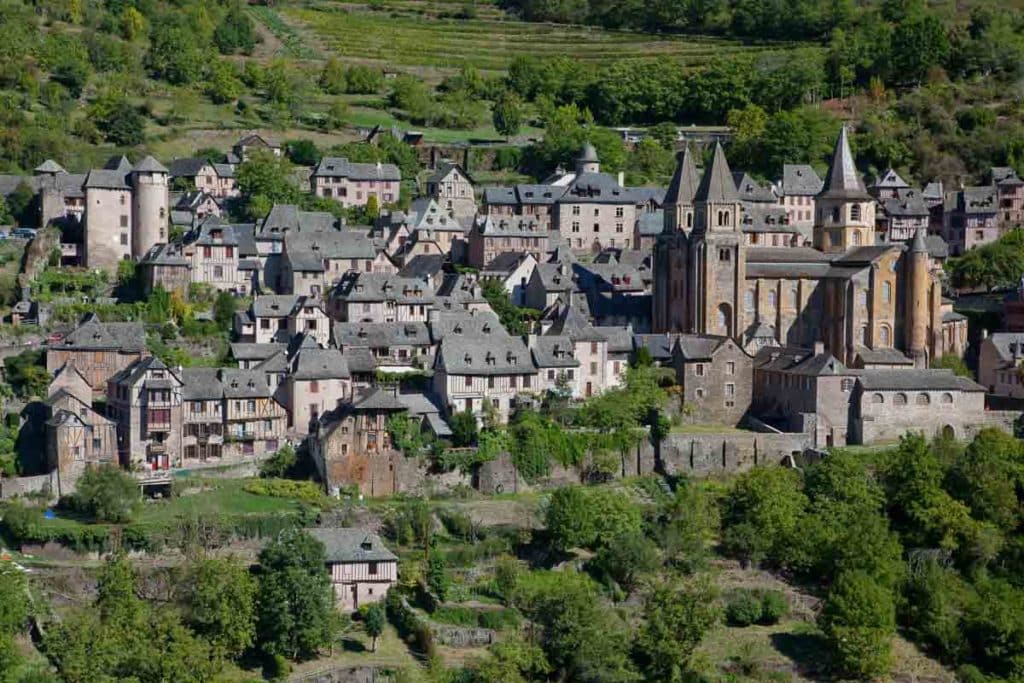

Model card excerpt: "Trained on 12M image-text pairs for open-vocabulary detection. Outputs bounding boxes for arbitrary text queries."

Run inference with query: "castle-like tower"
[130,156,169,260]
[906,227,931,367]
[653,147,700,332]
[689,143,743,337]
[576,143,600,174]
[813,127,876,253]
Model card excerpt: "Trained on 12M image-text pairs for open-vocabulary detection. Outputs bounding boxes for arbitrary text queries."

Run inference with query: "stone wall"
[0,473,55,500]
[288,666,385,683]
[658,431,813,477]
[430,624,497,648]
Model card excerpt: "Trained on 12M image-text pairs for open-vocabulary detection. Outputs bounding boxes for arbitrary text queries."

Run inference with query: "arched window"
[744,289,755,311]
[831,206,841,223]
[916,392,931,405]
[872,393,884,404]
[882,281,892,303]
[768,291,777,309]
[851,204,862,221]
[894,392,907,406]
[790,288,799,308]
[686,213,693,228]
[853,230,862,246]
[717,303,732,337]
[879,324,891,346]
[941,392,954,404]
[861,324,870,345]
[859,289,868,306]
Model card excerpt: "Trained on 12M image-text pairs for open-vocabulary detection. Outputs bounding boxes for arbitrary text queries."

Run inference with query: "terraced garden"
[281,0,802,73]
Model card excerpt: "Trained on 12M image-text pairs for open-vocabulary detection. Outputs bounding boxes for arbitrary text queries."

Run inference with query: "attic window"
[357,328,367,338]
[482,324,491,334]
[485,352,495,365]
[311,242,320,251]
[464,353,472,364]
[230,380,239,388]
[507,352,517,365]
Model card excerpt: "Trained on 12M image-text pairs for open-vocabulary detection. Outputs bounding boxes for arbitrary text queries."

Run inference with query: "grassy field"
[280,1,801,74]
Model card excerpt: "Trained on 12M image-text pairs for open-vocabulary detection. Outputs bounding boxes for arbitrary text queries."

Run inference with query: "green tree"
[6,181,35,226]
[427,549,450,601]
[930,354,972,378]
[319,57,347,95]
[146,19,205,85]
[3,349,49,398]
[187,557,256,659]
[360,602,385,652]
[492,90,523,139]
[891,13,950,85]
[206,60,243,105]
[235,151,301,219]
[655,480,720,572]
[256,529,337,660]
[448,410,478,447]
[365,194,380,220]
[213,290,237,331]
[590,531,659,593]
[344,65,384,94]
[0,562,29,637]
[819,570,896,679]
[72,464,140,523]
[545,485,642,552]
[88,94,146,146]
[721,466,807,566]
[635,578,720,682]
[213,5,255,55]
[949,428,1024,530]
[285,139,321,166]
[259,443,297,479]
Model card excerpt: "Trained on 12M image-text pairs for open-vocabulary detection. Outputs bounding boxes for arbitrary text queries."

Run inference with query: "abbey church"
[653,128,955,368]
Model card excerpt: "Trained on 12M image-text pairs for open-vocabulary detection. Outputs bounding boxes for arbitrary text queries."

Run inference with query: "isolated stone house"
[308,528,398,612]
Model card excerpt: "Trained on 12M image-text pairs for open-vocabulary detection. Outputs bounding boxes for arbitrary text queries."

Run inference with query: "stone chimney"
[618,171,625,187]
[813,341,825,356]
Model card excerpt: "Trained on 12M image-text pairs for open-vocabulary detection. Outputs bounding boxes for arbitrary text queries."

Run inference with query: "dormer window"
[464,353,472,364]
[485,352,495,365]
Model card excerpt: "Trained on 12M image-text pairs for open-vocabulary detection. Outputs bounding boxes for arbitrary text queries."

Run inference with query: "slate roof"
[854,347,913,366]
[252,295,302,318]
[543,303,605,342]
[181,367,224,400]
[819,127,871,201]
[740,204,798,234]
[780,164,823,196]
[984,332,1024,361]
[482,184,562,206]
[133,156,168,174]
[141,242,190,266]
[398,254,446,280]
[84,169,129,190]
[857,369,985,392]
[289,347,349,380]
[531,335,579,368]
[109,356,179,387]
[954,187,998,215]
[533,262,576,292]
[221,369,275,398]
[436,335,535,375]
[407,198,463,232]
[475,215,545,238]
[673,334,732,361]
[694,143,737,204]
[54,315,145,352]
[336,273,433,304]
[754,347,851,376]
[429,310,505,341]
[594,325,634,354]
[436,274,486,304]
[633,333,677,362]
[636,210,664,237]
[308,528,397,564]
[351,386,443,416]
[193,218,258,255]
[230,343,286,362]
[235,133,280,149]
[333,321,432,348]
[426,162,473,185]
[733,173,777,203]
[311,157,401,181]
[880,189,929,217]
[258,205,338,238]
[35,159,66,174]
[483,252,534,276]
[871,168,910,191]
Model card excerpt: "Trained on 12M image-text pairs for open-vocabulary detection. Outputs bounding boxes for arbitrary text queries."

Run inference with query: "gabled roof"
[333,321,432,348]
[308,528,397,563]
[133,156,168,174]
[168,157,215,177]
[426,162,474,186]
[872,168,909,190]
[543,303,605,342]
[398,254,446,280]
[436,335,535,375]
[181,367,224,400]
[230,342,287,362]
[221,368,275,398]
[561,172,635,205]
[857,369,985,392]
[694,142,737,204]
[289,347,349,380]
[818,127,870,201]
[235,133,279,149]
[312,157,401,181]
[663,147,700,207]
[733,173,777,203]
[781,164,823,196]
[673,334,732,361]
[251,295,302,318]
[84,169,129,190]
[54,314,145,352]
[531,335,579,368]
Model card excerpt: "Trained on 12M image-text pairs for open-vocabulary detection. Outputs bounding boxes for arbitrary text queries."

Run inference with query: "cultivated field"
[281,0,800,73]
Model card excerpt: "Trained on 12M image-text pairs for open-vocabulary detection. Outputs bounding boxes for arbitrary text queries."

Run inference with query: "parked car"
[0,232,9,240]
[11,228,36,240]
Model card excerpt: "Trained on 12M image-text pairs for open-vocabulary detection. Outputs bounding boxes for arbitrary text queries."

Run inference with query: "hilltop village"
[0,128,1019,501]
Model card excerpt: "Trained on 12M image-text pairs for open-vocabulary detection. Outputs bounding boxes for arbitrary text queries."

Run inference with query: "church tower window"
[744,290,755,311]
[851,204,862,221]
[882,281,892,303]
[831,207,841,223]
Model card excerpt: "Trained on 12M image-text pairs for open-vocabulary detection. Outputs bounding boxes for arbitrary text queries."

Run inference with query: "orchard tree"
[256,529,337,660]
[360,603,385,652]
[819,570,896,679]
[73,464,141,523]
[635,578,720,682]
[492,90,523,140]
[187,557,256,659]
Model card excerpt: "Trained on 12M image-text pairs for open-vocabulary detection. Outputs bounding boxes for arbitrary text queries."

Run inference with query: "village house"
[228,134,281,164]
[978,332,1024,398]
[332,321,434,373]
[777,164,823,237]
[229,343,287,370]
[139,242,192,296]
[482,184,560,232]
[539,304,615,398]
[481,252,538,307]
[167,158,238,198]
[106,357,184,472]
[47,314,148,393]
[189,218,260,294]
[180,368,226,463]
[221,368,289,458]
[877,189,930,243]
[670,334,753,426]
[868,168,910,200]
[402,198,468,261]
[425,162,476,219]
[170,190,223,228]
[237,295,331,346]
[433,332,537,422]
[285,338,351,434]
[329,272,434,323]
[943,186,999,255]
[307,528,398,611]
[310,157,401,208]
[992,166,1024,229]
[466,215,548,269]
[280,226,389,296]
[552,145,640,252]
[397,254,447,291]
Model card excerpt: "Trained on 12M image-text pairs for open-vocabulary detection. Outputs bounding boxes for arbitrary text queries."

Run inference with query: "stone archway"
[942,425,956,440]
[717,302,733,338]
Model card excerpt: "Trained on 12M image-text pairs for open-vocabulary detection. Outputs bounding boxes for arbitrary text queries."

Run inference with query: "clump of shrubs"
[725,589,788,626]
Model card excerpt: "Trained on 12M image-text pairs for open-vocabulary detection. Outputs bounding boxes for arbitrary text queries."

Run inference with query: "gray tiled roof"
[54,315,145,352]
[436,335,535,375]
[312,157,401,181]
[475,215,545,238]
[398,254,446,280]
[733,173,777,203]
[533,262,576,292]
[258,205,338,238]
[35,159,66,174]
[531,335,579,368]
[289,347,349,380]
[308,528,397,563]
[594,325,633,354]
[871,168,910,190]
[133,156,168,174]
[561,172,635,205]
[426,162,472,185]
[336,272,434,304]
[543,303,605,342]
[181,367,224,400]
[819,127,871,201]
[781,164,823,196]
[880,189,929,217]
[230,343,286,362]
[285,227,377,263]
[333,321,432,348]
[483,184,563,206]
[141,242,190,266]
[483,252,533,275]
[673,334,730,361]
[857,369,985,392]
[854,347,913,365]
[694,143,737,204]
[636,210,664,236]
[740,203,798,234]
[84,169,129,190]
[429,309,504,341]
[252,295,302,318]
[221,368,275,398]
[663,147,700,207]
[407,198,463,233]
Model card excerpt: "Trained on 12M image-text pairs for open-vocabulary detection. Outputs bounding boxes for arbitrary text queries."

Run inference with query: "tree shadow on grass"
[770,631,832,679]
[341,637,367,654]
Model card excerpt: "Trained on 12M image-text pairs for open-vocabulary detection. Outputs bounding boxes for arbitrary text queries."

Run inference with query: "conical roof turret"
[819,127,870,200]
[694,142,737,204]
[664,146,700,206]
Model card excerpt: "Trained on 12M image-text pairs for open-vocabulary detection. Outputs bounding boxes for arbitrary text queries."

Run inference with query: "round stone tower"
[575,143,600,174]
[906,227,931,366]
[130,156,169,259]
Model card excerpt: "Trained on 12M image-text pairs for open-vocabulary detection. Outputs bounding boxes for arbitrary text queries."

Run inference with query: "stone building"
[180,368,226,462]
[670,334,753,426]
[307,528,398,612]
[978,332,1024,398]
[281,227,384,296]
[466,215,548,269]
[330,273,435,323]
[229,134,281,163]
[943,186,999,255]
[653,129,958,368]
[425,163,476,219]
[551,145,640,252]
[433,333,537,422]
[221,368,289,457]
[106,357,183,471]
[777,164,823,236]
[285,339,351,435]
[310,157,401,208]
[992,166,1024,228]
[332,321,434,373]
[44,370,117,496]
[46,314,148,393]
[167,158,238,198]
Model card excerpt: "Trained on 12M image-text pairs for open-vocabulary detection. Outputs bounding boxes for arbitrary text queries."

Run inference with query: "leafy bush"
[725,590,764,627]
[758,590,788,624]
[478,608,521,631]
[259,444,297,478]
[70,465,140,523]
[242,478,324,505]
